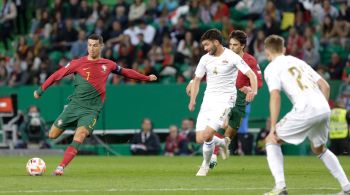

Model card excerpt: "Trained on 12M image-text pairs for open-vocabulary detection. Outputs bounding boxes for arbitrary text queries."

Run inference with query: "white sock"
[319,149,350,190]
[266,144,286,189]
[202,139,215,166]
[212,135,225,147]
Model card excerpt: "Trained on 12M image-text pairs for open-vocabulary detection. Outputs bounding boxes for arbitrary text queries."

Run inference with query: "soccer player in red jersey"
[34,34,157,175]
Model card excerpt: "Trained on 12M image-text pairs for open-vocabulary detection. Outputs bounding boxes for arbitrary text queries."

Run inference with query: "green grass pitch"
[0,156,349,194]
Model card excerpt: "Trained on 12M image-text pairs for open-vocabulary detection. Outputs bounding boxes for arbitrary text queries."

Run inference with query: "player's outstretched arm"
[34,61,77,98]
[33,65,73,99]
[121,68,157,81]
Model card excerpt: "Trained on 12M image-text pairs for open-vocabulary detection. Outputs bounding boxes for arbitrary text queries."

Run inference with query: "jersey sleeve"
[40,61,78,92]
[194,56,206,78]
[120,67,150,81]
[264,66,282,92]
[235,55,251,75]
[303,61,322,82]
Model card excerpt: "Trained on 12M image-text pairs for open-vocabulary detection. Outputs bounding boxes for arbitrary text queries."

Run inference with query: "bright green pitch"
[0,156,349,195]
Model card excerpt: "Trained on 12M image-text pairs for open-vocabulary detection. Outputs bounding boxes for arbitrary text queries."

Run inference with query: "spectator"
[142,58,159,82]
[339,2,350,22]
[70,30,87,59]
[86,0,101,25]
[77,0,92,24]
[329,16,350,48]
[137,19,156,45]
[179,117,195,143]
[262,14,280,36]
[14,0,27,34]
[164,125,182,156]
[16,36,29,60]
[303,26,320,51]
[128,0,146,22]
[16,105,50,149]
[199,0,214,24]
[130,118,161,155]
[328,53,345,80]
[66,0,80,20]
[329,100,350,155]
[0,62,8,86]
[0,0,17,51]
[321,14,334,45]
[253,30,267,63]
[320,0,339,21]
[154,16,170,45]
[175,31,198,64]
[212,0,229,21]
[286,27,304,58]
[303,38,320,69]
[134,34,151,62]
[178,117,196,155]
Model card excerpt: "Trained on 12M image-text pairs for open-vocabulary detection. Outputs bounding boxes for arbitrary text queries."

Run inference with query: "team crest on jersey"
[57,119,63,126]
[101,65,107,72]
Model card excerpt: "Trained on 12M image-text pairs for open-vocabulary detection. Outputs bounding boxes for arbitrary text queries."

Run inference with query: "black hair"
[88,34,103,44]
[229,30,247,46]
[200,28,223,44]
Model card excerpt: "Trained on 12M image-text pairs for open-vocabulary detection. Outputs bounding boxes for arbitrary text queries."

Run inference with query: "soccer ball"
[26,157,46,176]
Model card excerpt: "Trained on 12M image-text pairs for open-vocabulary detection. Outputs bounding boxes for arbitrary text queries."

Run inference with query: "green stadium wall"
[0,81,341,130]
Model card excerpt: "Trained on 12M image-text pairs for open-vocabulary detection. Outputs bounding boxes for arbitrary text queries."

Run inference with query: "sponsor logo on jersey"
[222,60,228,64]
[101,65,107,72]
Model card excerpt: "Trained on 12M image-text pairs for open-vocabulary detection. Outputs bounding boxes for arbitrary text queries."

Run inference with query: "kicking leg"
[53,126,89,176]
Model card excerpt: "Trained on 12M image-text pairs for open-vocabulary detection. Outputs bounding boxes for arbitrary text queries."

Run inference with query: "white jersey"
[195,48,251,96]
[264,55,330,112]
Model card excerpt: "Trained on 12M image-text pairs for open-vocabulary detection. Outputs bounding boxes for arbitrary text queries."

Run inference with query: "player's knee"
[74,128,89,141]
[311,145,326,155]
[265,135,277,145]
[202,132,213,142]
[196,136,204,144]
[48,126,61,139]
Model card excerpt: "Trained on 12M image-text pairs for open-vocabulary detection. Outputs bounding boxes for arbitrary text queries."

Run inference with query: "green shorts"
[228,90,247,130]
[54,101,99,134]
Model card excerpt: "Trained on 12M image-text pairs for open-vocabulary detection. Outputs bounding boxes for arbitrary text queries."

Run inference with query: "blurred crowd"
[0,0,348,88]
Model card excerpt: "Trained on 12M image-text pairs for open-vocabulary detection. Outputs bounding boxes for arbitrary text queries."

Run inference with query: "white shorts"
[195,94,235,132]
[276,108,330,147]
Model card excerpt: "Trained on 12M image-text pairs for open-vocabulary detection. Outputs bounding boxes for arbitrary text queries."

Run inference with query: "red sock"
[213,133,224,155]
[59,145,78,167]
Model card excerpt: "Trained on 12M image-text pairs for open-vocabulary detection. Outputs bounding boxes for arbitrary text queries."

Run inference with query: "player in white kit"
[263,35,350,195]
[189,29,257,176]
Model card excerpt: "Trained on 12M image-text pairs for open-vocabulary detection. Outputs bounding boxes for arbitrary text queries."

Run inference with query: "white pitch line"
[0,187,339,194]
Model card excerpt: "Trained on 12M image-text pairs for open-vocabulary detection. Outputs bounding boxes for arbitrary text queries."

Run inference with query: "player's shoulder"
[100,58,117,66]
[224,48,238,57]
[199,52,211,64]
[243,53,257,66]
